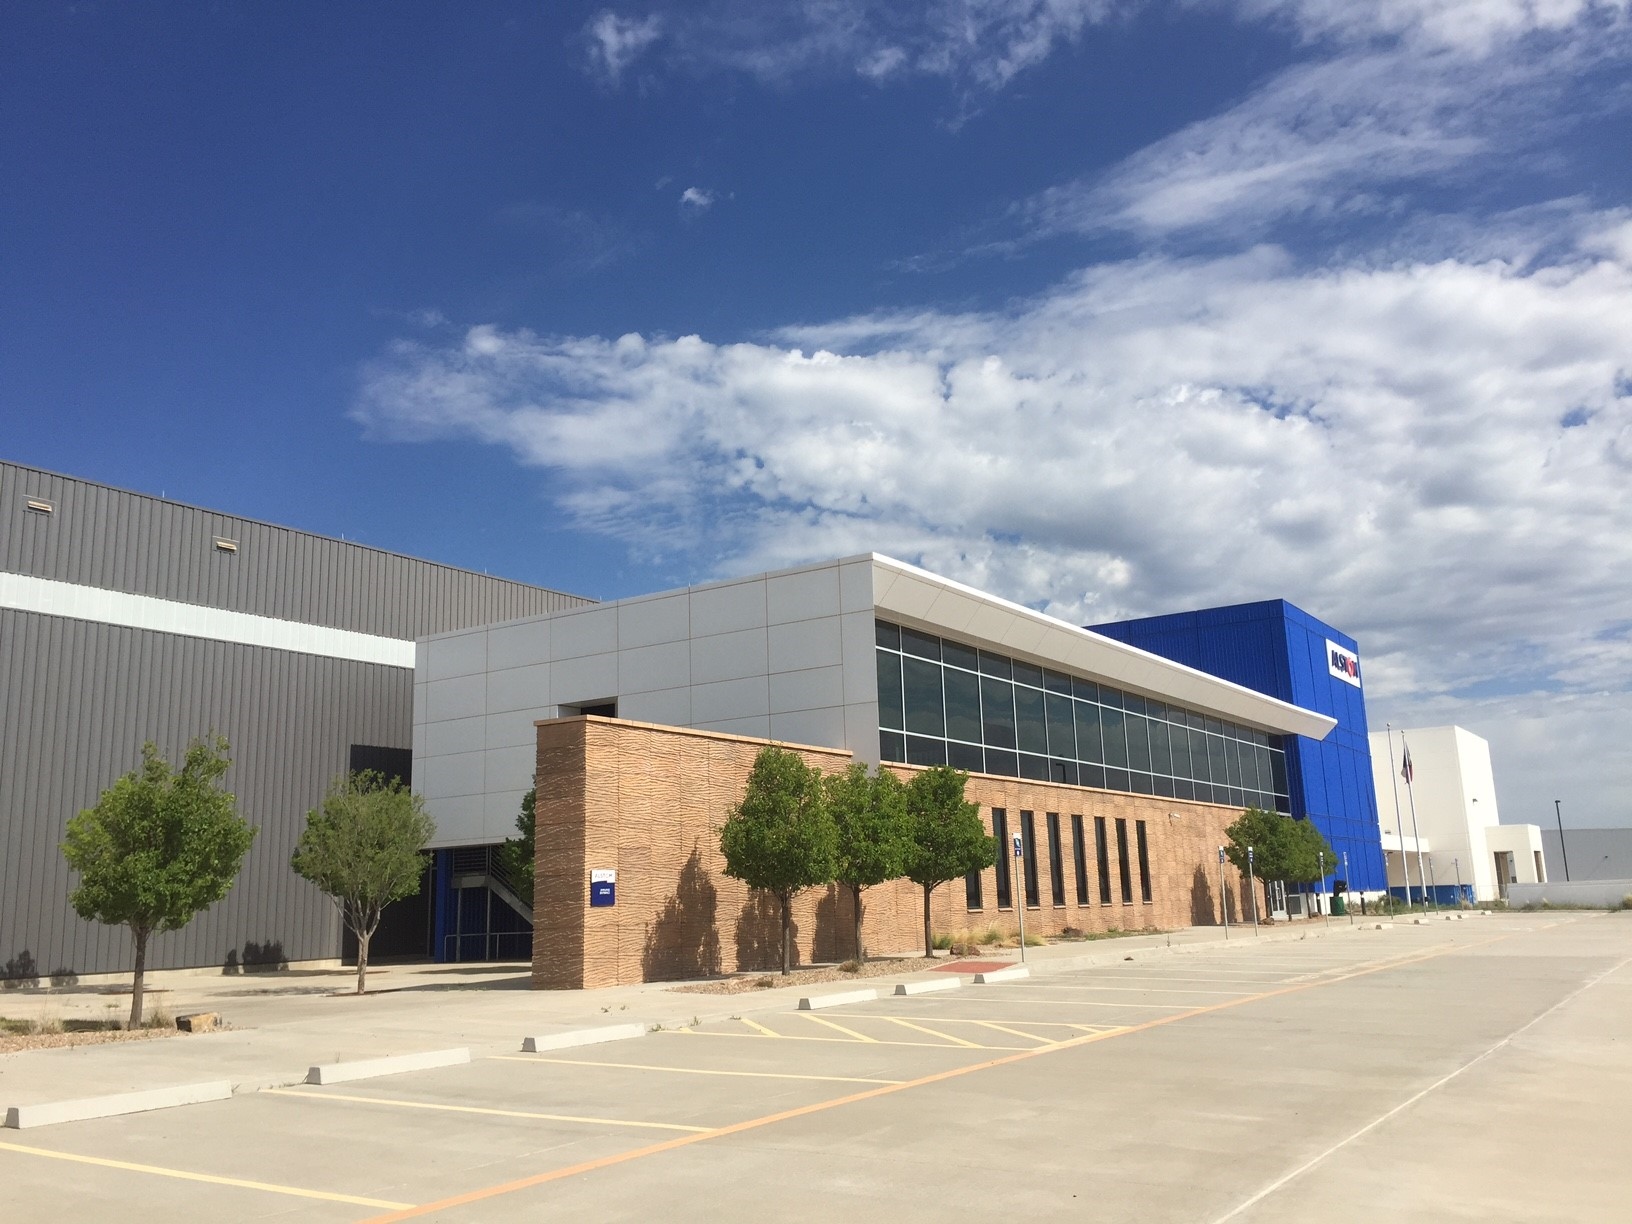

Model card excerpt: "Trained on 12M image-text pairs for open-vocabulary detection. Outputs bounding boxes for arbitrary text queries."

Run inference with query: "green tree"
[494,787,535,907]
[62,736,256,1027]
[291,771,435,994]
[903,766,994,958]
[719,746,838,975]
[1224,807,1337,912]
[825,763,912,962]
[1283,815,1338,886]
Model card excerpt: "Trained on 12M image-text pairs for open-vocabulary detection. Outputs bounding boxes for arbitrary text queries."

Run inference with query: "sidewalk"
[0,917,1382,1110]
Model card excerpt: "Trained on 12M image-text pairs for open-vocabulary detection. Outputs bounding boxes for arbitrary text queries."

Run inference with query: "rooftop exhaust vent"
[25,497,54,514]
[213,536,239,553]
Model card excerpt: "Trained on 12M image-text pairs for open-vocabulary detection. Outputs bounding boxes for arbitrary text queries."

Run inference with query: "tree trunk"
[851,884,865,962]
[922,883,934,958]
[356,929,370,994]
[778,892,791,976]
[128,926,149,1029]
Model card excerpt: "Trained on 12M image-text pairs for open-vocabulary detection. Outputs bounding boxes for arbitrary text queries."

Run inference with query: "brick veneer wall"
[533,716,1258,990]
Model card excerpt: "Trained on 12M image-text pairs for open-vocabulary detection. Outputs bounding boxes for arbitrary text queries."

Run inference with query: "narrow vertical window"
[1115,816,1134,904]
[1095,816,1112,904]
[1136,819,1153,903]
[1071,815,1089,905]
[966,864,984,910]
[1021,811,1039,908]
[1046,812,1065,906]
[993,809,1011,909]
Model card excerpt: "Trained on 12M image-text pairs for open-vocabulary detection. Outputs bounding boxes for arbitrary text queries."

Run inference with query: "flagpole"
[1384,723,1415,908]
[1402,732,1428,911]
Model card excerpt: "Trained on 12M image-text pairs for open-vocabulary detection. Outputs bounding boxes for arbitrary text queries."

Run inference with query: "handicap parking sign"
[590,868,616,907]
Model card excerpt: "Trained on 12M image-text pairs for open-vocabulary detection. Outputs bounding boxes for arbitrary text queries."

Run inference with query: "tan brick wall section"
[534,716,1258,990]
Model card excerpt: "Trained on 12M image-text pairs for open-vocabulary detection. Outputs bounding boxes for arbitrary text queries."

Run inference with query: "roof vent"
[25,497,54,514]
[213,536,239,553]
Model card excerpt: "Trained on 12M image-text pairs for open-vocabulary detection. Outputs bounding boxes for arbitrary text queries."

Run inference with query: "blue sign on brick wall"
[590,868,616,907]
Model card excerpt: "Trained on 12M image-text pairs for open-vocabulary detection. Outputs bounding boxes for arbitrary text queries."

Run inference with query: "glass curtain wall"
[876,619,1291,812]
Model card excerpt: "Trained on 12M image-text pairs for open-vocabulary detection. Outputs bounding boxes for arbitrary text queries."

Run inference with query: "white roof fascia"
[870,555,1336,741]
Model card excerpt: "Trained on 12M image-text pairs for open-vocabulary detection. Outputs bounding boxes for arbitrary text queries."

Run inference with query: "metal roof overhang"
[869,554,1336,741]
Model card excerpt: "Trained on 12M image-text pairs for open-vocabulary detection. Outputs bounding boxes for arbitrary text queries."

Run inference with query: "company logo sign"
[1327,640,1361,688]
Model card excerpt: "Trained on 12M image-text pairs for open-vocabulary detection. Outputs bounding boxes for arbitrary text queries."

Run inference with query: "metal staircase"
[443,846,533,962]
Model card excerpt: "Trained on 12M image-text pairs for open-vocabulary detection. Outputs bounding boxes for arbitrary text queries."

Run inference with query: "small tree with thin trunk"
[825,763,912,962]
[1224,807,1336,914]
[62,735,255,1027]
[903,766,994,958]
[494,787,535,907]
[719,746,837,975]
[291,771,435,994]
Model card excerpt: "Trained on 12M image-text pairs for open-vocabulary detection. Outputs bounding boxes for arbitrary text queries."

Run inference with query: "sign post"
[1247,845,1259,935]
[1343,851,1354,924]
[1217,846,1230,939]
[1319,850,1330,926]
[1012,832,1026,963]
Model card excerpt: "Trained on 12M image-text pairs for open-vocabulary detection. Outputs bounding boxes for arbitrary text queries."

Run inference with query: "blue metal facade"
[1090,601,1387,892]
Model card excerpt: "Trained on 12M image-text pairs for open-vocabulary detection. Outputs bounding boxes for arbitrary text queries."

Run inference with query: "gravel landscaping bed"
[0,1025,179,1055]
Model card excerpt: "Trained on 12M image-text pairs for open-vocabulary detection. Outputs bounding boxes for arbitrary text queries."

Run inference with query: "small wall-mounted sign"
[590,868,617,908]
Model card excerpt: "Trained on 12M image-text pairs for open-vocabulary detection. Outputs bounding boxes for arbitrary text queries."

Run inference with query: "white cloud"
[679,186,716,211]
[1234,0,1631,55]
[355,215,1632,826]
[584,11,664,83]
[1022,10,1632,242]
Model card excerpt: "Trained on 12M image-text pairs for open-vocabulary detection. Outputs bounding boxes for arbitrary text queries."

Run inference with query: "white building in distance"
[1368,725,1545,903]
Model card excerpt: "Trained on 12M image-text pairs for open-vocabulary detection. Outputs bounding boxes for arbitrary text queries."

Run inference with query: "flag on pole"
[1400,743,1414,785]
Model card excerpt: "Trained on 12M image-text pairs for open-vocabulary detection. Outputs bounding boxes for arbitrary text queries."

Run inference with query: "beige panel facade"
[533,716,1257,990]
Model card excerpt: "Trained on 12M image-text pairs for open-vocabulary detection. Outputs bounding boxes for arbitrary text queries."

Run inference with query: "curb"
[306,1047,470,1085]
[5,1080,232,1130]
[893,979,961,996]
[973,966,1030,984]
[522,1023,646,1053]
[798,989,879,1011]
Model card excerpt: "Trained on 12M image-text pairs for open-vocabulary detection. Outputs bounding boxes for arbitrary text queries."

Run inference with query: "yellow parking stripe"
[263,1089,709,1133]
[662,1029,1030,1051]
[367,932,1516,1223]
[966,1020,1058,1044]
[0,1138,413,1210]
[490,1055,902,1085]
[871,1016,982,1047]
[740,1017,781,1037]
[798,1014,880,1042]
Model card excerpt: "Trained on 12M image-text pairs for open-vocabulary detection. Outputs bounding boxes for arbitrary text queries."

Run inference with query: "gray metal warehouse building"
[0,459,588,981]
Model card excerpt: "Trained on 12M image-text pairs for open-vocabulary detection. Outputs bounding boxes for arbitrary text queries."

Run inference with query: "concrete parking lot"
[4,913,1628,1222]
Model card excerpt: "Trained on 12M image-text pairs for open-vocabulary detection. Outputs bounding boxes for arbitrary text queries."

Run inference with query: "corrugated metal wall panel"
[0,459,593,638]
[0,607,423,977]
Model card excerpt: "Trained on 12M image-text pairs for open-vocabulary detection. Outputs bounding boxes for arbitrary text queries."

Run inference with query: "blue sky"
[4,2,1631,826]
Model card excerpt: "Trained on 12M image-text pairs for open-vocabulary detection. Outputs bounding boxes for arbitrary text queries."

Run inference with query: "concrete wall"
[416,557,881,848]
[1507,880,1632,908]
[531,716,1255,989]
[1539,827,1632,881]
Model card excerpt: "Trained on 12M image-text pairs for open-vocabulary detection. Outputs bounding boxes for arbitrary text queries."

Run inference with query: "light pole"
[1248,845,1259,935]
[1319,850,1330,926]
[1454,857,1464,907]
[1218,846,1230,940]
[1343,851,1353,924]
[1554,799,1571,881]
